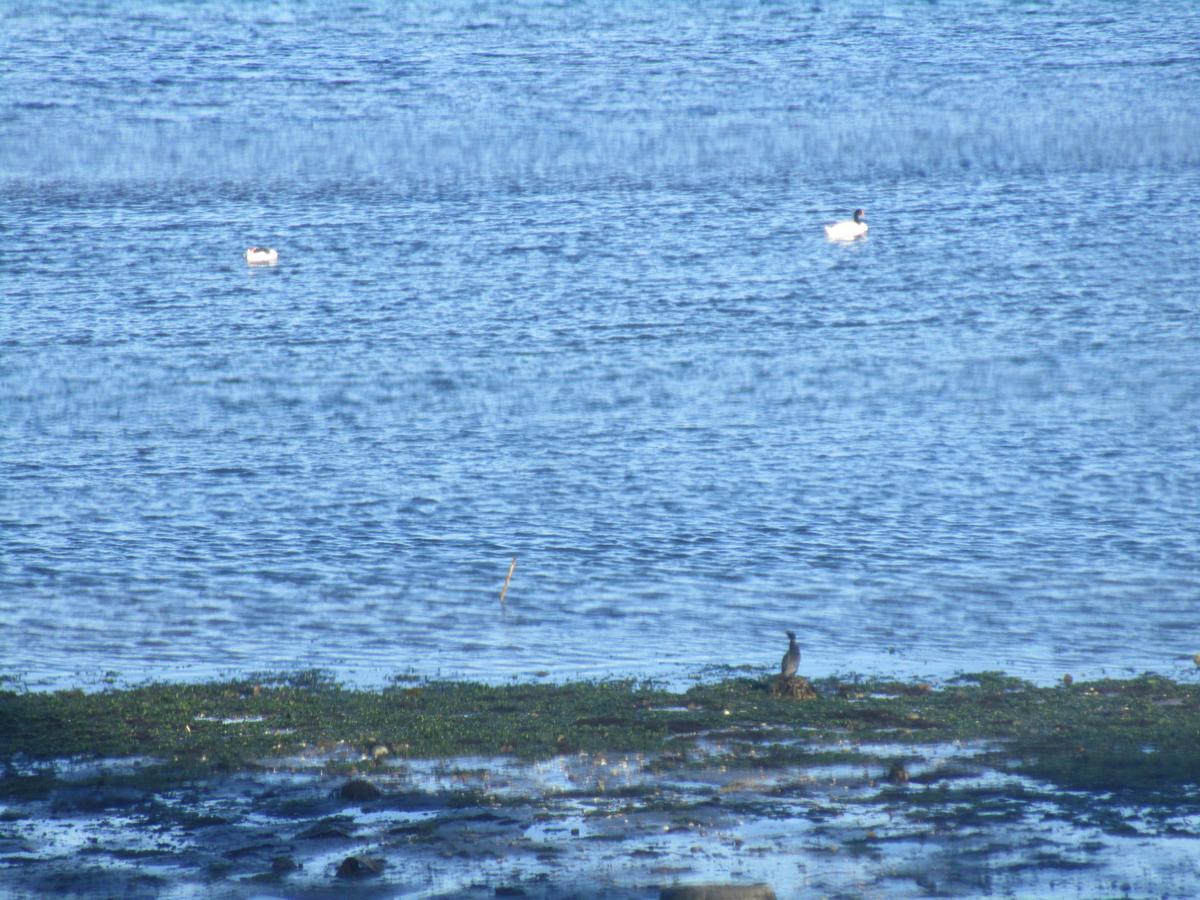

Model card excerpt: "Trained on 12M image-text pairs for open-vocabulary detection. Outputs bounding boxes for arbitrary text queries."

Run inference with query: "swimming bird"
[780,630,800,678]
[244,247,278,265]
[824,209,867,241]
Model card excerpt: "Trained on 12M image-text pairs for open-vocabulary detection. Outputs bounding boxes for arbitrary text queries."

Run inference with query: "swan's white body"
[244,247,278,265]
[824,209,868,241]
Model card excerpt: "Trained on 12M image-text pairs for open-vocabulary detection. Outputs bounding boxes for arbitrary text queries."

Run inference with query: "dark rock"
[336,854,385,878]
[271,855,301,874]
[50,785,154,813]
[176,812,232,830]
[338,779,382,802]
[297,817,357,840]
[224,840,281,860]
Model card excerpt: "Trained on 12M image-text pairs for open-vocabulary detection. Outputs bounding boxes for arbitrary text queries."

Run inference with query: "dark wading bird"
[780,630,800,678]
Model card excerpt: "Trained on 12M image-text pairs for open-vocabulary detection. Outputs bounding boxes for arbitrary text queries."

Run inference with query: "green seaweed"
[2,672,1199,799]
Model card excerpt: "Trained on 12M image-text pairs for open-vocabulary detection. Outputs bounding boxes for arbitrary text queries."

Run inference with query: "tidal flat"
[2,671,1199,897]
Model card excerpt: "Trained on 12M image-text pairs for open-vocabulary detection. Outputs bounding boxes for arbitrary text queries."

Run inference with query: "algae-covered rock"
[771,676,816,700]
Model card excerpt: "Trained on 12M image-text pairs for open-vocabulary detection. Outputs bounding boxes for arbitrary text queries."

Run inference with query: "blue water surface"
[2,0,1198,688]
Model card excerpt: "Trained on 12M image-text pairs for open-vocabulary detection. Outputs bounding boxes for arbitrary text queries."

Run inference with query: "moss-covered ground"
[2,670,1198,793]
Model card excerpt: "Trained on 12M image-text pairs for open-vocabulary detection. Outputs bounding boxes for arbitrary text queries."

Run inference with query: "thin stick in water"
[499,556,517,605]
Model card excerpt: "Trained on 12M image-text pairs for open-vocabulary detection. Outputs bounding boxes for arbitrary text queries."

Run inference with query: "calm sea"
[2,0,1198,689]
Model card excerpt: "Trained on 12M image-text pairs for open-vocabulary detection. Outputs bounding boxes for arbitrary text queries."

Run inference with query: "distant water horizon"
[2,0,1198,691]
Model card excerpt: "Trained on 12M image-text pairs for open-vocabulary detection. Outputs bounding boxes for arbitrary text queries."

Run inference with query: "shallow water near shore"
[10,747,1199,898]
[2,1,1200,691]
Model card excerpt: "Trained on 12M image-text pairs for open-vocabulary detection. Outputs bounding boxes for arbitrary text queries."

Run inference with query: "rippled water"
[2,1,1199,688]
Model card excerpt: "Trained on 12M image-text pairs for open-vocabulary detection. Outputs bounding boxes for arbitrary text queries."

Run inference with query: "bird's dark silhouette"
[780,630,800,678]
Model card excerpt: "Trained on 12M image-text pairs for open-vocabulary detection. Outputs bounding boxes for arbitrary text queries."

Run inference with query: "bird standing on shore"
[780,630,800,678]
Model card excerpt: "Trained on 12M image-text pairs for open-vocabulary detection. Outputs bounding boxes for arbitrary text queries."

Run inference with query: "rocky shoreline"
[2,671,1198,896]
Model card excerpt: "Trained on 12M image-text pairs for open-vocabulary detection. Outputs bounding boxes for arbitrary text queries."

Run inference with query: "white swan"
[244,247,278,265]
[824,209,867,241]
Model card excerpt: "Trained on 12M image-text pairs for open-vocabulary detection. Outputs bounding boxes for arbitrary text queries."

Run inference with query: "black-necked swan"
[824,209,867,241]
[244,247,278,265]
